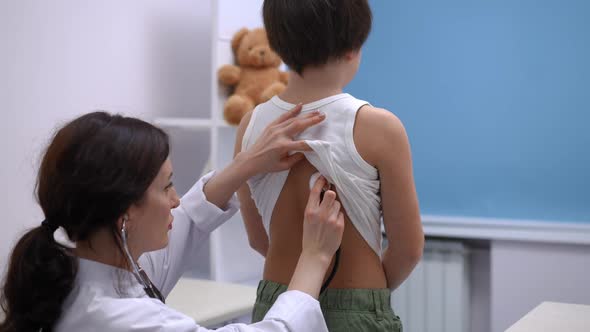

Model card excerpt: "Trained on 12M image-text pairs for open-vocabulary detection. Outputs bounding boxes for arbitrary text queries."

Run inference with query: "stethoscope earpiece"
[120,216,165,303]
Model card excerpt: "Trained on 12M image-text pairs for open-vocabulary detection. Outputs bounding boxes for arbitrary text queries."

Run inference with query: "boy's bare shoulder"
[235,109,255,154]
[354,105,409,166]
[357,105,404,133]
[237,109,255,133]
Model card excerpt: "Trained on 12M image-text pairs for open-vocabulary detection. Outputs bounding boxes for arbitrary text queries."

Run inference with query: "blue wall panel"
[347,0,590,222]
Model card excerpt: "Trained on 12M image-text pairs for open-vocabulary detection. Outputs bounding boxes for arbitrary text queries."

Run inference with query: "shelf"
[153,117,236,129]
[154,118,212,128]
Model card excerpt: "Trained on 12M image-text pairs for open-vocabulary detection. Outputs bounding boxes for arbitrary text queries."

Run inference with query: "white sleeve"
[139,171,240,296]
[196,291,328,332]
[76,291,327,332]
[149,291,328,332]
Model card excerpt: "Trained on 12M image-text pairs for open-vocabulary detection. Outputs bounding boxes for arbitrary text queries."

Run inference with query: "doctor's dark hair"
[0,112,169,332]
[262,0,372,75]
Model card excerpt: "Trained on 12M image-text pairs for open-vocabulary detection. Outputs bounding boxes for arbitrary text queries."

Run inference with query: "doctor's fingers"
[261,112,320,151]
[282,140,312,153]
[270,103,303,126]
[282,112,325,137]
[275,109,321,128]
[278,152,306,169]
[270,111,321,138]
[306,176,327,209]
[328,200,342,221]
[319,190,337,213]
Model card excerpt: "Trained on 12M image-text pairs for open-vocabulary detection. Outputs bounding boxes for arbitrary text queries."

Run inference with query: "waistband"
[256,279,392,313]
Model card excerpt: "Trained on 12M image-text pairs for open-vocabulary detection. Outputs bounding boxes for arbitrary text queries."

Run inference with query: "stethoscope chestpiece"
[309,172,333,201]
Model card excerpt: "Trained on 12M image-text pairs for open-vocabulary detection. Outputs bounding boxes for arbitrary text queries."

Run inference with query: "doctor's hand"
[288,176,345,299]
[235,103,325,177]
[301,176,344,261]
[203,104,324,213]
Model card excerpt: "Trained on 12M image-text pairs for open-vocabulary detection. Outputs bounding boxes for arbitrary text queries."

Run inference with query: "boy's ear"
[344,50,361,61]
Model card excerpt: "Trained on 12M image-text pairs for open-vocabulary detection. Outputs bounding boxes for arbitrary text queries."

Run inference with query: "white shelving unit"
[154,0,266,284]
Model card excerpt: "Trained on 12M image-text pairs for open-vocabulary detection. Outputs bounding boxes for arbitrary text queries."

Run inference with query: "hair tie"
[40,220,77,249]
[41,219,59,232]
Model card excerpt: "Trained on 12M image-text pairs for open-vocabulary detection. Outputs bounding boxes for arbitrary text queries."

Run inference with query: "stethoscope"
[320,247,341,294]
[121,218,165,303]
[316,177,341,295]
[118,174,341,301]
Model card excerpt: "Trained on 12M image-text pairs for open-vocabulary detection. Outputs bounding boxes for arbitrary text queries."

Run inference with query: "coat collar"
[76,258,146,298]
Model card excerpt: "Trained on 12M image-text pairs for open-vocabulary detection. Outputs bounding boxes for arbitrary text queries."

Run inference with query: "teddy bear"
[218,27,288,126]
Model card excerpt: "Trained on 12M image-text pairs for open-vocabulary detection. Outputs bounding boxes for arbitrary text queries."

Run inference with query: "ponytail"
[0,225,77,332]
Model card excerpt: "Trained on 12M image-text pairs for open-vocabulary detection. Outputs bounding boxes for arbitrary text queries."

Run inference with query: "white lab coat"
[55,171,329,332]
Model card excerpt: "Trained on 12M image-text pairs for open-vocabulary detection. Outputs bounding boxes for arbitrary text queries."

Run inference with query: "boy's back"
[239,93,387,289]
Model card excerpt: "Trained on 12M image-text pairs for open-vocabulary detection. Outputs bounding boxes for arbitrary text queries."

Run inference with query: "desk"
[167,278,257,328]
[506,302,590,332]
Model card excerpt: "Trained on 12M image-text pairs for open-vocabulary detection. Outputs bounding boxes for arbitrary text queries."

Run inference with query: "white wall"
[0,0,212,270]
[491,240,590,332]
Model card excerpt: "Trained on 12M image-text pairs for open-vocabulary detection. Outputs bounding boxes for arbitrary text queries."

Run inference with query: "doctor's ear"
[121,203,141,226]
[117,214,130,232]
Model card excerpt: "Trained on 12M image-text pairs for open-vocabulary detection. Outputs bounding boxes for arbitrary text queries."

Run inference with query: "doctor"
[0,105,344,332]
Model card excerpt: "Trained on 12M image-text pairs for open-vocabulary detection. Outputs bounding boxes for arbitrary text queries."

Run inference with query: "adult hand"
[235,104,325,177]
[301,176,345,261]
[287,175,345,298]
[204,104,324,209]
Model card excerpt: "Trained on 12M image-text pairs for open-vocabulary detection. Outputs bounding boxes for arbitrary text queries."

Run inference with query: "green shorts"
[251,280,402,332]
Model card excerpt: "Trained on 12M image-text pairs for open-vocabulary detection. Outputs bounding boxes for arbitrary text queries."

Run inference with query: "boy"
[235,1,424,330]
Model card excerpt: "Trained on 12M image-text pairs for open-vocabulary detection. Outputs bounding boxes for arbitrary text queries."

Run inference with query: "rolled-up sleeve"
[179,171,240,233]
[261,290,328,331]
[141,171,240,295]
[190,290,328,331]
[89,290,328,332]
[193,291,328,331]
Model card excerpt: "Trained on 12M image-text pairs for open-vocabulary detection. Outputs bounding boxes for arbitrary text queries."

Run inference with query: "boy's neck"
[279,65,348,105]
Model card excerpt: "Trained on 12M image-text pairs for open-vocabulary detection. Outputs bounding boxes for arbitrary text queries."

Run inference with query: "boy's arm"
[234,110,269,257]
[356,106,424,290]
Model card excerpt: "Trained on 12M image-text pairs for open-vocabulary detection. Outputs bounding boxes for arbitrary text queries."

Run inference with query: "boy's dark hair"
[263,0,372,75]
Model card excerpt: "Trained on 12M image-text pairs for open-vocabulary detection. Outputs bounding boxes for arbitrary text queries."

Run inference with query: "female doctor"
[0,106,344,332]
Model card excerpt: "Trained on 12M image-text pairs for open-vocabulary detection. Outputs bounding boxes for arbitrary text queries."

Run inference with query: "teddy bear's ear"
[231,28,250,54]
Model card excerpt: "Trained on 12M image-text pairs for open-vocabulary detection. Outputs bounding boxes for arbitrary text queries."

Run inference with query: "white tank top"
[242,93,383,258]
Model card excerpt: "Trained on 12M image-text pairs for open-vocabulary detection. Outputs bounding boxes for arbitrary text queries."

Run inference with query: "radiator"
[391,239,470,332]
